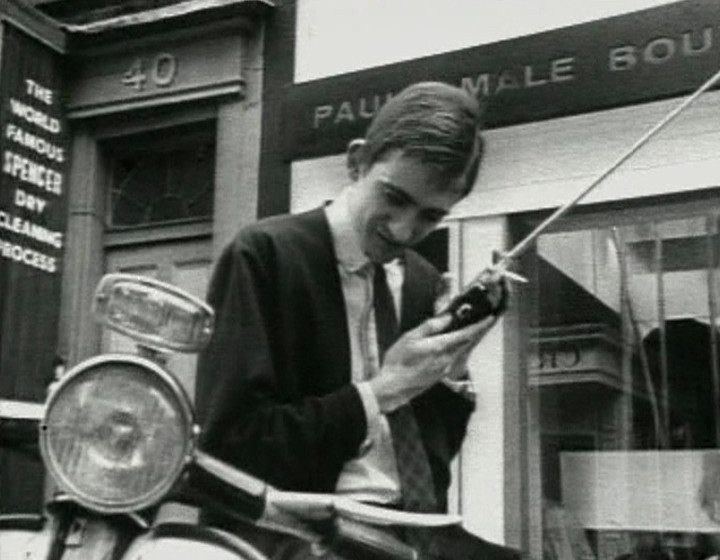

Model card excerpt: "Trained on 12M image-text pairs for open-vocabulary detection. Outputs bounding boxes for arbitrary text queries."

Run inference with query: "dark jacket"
[195,207,474,511]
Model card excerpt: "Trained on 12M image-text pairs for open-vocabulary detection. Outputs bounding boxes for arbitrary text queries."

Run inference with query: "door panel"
[104,238,212,400]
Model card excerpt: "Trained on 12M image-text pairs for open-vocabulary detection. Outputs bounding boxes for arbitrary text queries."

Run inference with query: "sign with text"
[0,21,68,512]
[284,0,720,160]
[67,34,245,117]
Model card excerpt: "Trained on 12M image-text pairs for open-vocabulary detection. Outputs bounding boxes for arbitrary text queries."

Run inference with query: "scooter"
[0,273,461,560]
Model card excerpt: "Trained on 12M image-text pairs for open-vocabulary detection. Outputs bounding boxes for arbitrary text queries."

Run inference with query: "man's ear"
[346,138,366,182]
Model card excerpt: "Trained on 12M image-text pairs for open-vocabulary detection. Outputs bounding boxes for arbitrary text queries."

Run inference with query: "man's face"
[347,149,465,263]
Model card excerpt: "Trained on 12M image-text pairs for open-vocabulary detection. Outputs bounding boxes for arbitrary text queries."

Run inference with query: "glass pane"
[102,264,159,357]
[107,122,215,228]
[530,212,720,560]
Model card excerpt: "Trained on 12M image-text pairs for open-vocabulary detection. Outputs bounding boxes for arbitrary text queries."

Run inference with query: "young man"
[196,82,519,560]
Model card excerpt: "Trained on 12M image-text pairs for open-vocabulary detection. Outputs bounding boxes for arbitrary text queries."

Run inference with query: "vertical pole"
[611,228,665,448]
[0,21,5,75]
[706,216,720,445]
[655,226,670,444]
[613,229,634,449]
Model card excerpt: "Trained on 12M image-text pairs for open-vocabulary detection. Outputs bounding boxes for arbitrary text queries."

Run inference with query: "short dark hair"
[362,81,485,196]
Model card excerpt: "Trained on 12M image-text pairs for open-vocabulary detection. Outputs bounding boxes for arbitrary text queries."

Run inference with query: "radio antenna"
[497,65,720,270]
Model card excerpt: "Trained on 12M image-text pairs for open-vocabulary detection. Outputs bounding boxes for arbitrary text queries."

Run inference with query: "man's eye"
[384,189,406,205]
[421,212,445,224]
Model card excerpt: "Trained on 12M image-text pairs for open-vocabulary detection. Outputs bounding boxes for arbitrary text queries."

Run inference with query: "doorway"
[104,238,212,398]
[99,118,217,398]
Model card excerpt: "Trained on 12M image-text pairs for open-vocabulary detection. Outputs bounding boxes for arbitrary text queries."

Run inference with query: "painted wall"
[295,0,682,82]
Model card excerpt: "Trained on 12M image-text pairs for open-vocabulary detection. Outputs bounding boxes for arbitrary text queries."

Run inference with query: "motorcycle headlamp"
[93,273,214,354]
[40,355,195,514]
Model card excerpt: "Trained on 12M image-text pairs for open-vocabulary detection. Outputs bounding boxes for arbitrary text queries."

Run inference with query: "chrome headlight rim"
[40,354,196,514]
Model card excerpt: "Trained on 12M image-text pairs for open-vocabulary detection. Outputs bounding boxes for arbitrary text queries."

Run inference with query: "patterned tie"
[373,264,437,513]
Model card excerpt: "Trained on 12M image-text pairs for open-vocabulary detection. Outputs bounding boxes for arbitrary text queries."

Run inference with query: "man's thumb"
[417,313,453,336]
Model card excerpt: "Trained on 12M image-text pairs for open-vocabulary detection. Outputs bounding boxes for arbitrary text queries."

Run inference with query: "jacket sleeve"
[195,235,367,491]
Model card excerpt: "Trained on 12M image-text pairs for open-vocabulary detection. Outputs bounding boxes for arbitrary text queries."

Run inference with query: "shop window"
[105,121,215,229]
[529,210,720,560]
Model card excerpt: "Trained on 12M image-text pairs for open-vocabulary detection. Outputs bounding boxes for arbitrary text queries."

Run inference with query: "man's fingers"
[454,314,496,340]
[416,312,495,343]
[431,314,496,352]
[415,313,453,336]
[434,273,456,314]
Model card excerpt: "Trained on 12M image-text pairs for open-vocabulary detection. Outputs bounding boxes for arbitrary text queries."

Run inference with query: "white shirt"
[325,189,403,505]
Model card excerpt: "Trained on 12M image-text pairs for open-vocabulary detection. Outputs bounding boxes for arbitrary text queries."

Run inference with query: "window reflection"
[532,213,720,560]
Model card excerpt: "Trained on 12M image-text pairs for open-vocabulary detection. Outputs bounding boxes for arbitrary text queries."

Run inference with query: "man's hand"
[436,267,509,334]
[479,266,509,316]
[369,312,497,413]
[434,269,506,379]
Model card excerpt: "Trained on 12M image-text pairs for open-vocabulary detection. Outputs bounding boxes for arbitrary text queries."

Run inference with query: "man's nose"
[387,214,418,245]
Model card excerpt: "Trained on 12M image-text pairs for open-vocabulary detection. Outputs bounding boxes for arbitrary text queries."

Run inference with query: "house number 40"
[122,54,178,91]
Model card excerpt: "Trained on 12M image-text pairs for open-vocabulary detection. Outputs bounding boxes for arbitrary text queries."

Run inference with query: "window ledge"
[104,220,212,247]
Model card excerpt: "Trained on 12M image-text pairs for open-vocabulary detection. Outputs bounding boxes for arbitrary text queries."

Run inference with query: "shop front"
[0,0,68,514]
[0,0,275,513]
[5,0,720,553]
[283,0,720,558]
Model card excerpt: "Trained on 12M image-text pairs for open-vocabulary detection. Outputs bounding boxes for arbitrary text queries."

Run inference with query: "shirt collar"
[325,188,370,272]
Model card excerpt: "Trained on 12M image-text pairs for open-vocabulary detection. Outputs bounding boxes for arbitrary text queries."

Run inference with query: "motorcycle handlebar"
[0,403,443,560]
[188,450,423,560]
[187,451,268,522]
